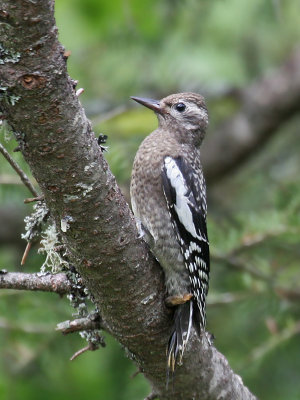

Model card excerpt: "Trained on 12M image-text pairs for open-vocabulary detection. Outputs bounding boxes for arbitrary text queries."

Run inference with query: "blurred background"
[1,0,300,399]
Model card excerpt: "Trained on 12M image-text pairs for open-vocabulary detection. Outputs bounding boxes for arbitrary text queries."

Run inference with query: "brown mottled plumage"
[130,93,210,378]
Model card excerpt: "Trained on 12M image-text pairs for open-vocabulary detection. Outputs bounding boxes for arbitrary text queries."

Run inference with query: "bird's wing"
[162,155,210,327]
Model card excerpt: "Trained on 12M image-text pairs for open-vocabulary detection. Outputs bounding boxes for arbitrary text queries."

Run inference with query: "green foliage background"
[1,1,300,399]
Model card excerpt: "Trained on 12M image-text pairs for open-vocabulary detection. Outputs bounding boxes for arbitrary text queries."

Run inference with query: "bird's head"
[131,92,208,146]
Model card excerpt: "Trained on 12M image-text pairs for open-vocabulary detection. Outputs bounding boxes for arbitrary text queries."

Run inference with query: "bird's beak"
[131,96,162,114]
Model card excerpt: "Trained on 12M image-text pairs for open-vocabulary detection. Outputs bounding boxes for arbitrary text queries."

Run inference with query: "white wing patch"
[164,156,208,243]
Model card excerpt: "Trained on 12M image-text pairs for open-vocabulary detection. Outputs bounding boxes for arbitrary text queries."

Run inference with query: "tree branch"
[202,46,300,182]
[0,142,39,196]
[0,1,256,398]
[0,271,71,295]
[70,342,100,361]
[56,315,103,335]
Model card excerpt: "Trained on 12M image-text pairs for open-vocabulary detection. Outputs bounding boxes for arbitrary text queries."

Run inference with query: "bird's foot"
[165,293,193,307]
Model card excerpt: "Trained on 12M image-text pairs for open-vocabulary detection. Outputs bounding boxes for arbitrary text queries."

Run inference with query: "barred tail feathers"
[167,301,193,376]
[193,289,207,336]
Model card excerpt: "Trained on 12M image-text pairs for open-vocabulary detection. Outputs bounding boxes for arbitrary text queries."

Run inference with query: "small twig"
[24,195,44,204]
[0,271,72,295]
[0,143,39,196]
[76,88,84,97]
[21,241,32,266]
[130,368,141,379]
[70,342,98,361]
[56,315,103,335]
[63,50,71,58]
[144,392,159,400]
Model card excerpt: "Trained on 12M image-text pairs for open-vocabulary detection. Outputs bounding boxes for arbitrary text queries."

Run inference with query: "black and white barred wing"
[162,155,210,330]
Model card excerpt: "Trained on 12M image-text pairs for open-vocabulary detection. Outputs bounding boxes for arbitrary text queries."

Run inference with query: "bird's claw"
[165,293,193,307]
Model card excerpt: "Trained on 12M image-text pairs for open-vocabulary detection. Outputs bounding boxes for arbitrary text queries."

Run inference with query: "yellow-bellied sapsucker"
[130,93,210,375]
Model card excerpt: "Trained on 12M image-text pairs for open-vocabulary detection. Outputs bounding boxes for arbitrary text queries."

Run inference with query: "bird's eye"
[175,103,186,112]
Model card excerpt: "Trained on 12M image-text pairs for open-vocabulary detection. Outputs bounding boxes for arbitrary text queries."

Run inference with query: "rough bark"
[56,315,103,335]
[0,1,256,399]
[0,271,71,294]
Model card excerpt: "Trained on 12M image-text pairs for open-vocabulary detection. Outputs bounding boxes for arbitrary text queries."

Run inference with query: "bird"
[130,92,210,378]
